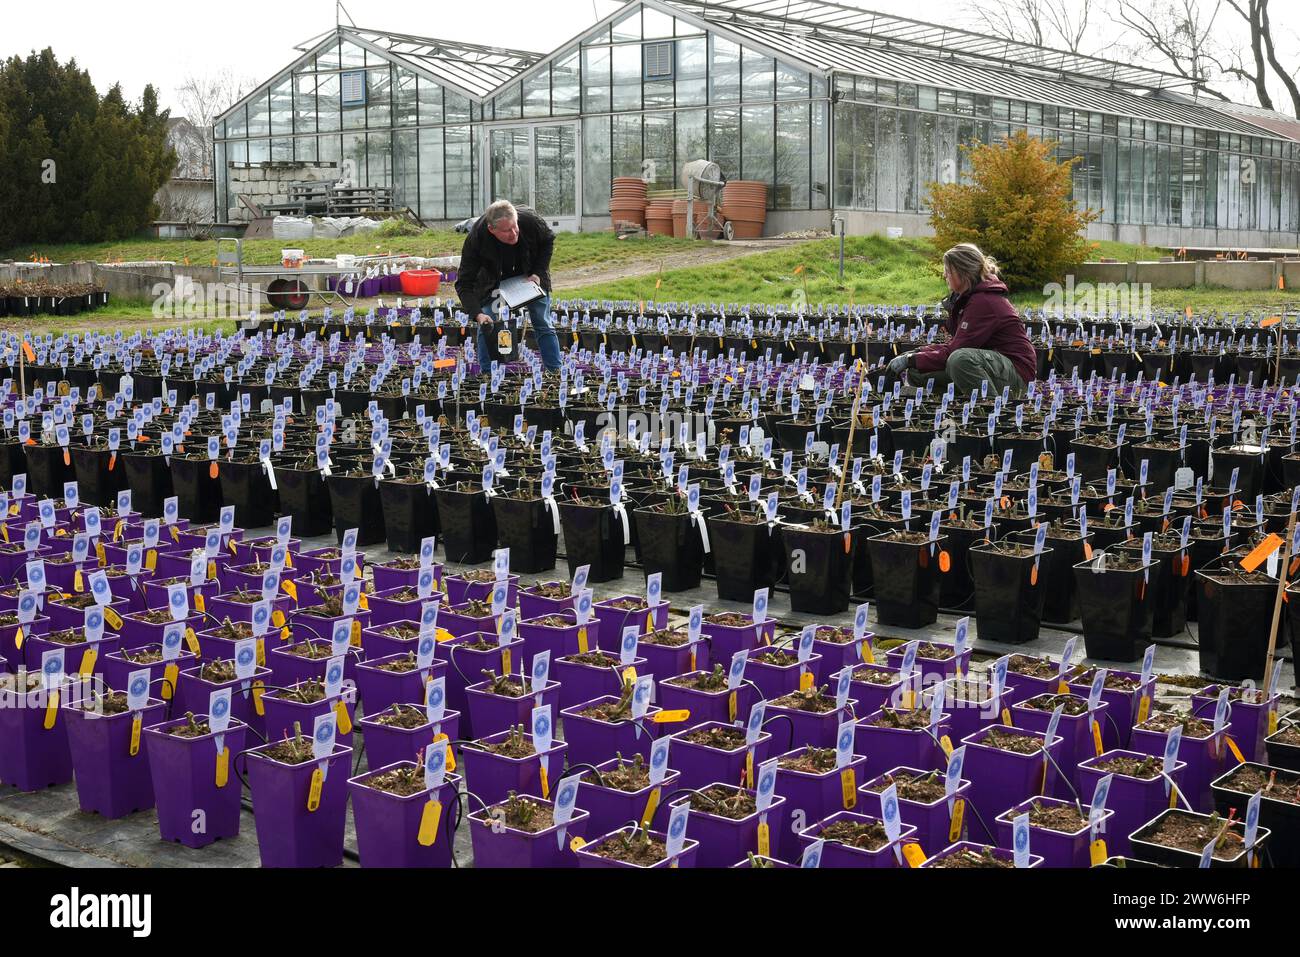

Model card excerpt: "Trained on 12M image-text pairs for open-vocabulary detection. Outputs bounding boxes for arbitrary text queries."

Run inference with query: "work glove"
[887,352,913,376]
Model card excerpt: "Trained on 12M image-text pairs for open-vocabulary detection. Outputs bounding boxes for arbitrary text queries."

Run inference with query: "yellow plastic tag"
[358,593,369,611]
[43,688,59,729]
[1269,710,1279,736]
[0,525,7,543]
[433,732,455,772]
[645,611,655,632]
[799,670,814,691]
[622,666,637,684]
[841,767,857,809]
[902,843,927,868]
[417,799,443,846]
[255,638,266,669]
[745,748,754,788]
[207,561,217,581]
[307,766,323,811]
[569,836,587,853]
[1136,694,1152,725]
[284,551,293,569]
[194,594,206,615]
[901,689,916,710]
[144,549,157,572]
[228,538,238,555]
[281,581,297,603]
[577,626,589,654]
[215,747,229,787]
[114,520,125,542]
[351,619,362,648]
[1002,707,1013,727]
[169,525,181,543]
[501,647,512,675]
[280,626,290,642]
[12,626,21,650]
[104,608,123,631]
[689,648,697,672]
[73,569,84,592]
[1090,838,1108,866]
[94,542,106,566]
[162,663,178,700]
[641,786,661,827]
[252,680,265,716]
[651,709,690,723]
[939,734,954,757]
[1169,783,1180,808]
[79,647,97,677]
[129,713,142,756]
[1092,718,1105,757]
[539,763,550,799]
[271,610,286,628]
[184,628,200,655]
[335,699,352,735]
[949,797,966,843]
[728,690,738,723]
[757,820,771,857]
[1057,680,1069,695]
[1226,736,1246,764]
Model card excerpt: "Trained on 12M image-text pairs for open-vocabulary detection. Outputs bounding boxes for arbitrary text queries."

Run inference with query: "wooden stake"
[1263,509,1295,688]
[835,359,868,510]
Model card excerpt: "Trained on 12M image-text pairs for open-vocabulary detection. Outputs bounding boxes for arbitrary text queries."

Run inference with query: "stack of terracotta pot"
[645,198,675,236]
[671,200,688,238]
[610,177,648,229]
[720,180,768,239]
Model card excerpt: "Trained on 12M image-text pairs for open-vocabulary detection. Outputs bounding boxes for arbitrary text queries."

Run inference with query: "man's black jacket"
[454,208,555,317]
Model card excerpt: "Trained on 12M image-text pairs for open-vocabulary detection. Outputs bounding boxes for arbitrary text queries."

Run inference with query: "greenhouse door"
[487,122,580,232]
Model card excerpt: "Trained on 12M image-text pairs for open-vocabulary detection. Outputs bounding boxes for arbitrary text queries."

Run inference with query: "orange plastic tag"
[12,626,22,650]
[799,670,814,691]
[1083,542,1094,560]
[209,462,219,479]
[79,647,97,677]
[1169,783,1180,808]
[252,680,265,716]
[1092,718,1105,757]
[1240,534,1284,573]
[939,551,951,573]
[729,690,738,722]
[144,549,157,572]
[271,610,286,628]
[281,581,298,603]
[1226,736,1246,764]
[73,570,84,593]
[104,608,123,631]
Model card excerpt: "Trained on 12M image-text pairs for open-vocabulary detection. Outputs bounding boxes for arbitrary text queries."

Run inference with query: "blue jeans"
[476,294,562,372]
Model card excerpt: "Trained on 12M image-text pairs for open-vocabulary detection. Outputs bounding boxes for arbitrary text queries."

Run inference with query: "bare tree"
[1219,0,1300,115]
[174,70,257,179]
[967,0,1096,53]
[1112,0,1229,96]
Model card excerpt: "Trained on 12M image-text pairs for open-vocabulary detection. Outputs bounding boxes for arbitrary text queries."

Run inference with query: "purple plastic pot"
[262,685,356,748]
[1190,685,1280,764]
[44,594,131,632]
[921,840,1043,868]
[220,561,302,595]
[0,613,51,668]
[117,610,205,651]
[230,536,302,566]
[244,741,352,868]
[668,721,773,791]
[358,710,461,772]
[637,634,704,684]
[672,786,786,868]
[744,647,815,701]
[1011,694,1110,795]
[371,560,441,594]
[859,766,974,857]
[442,573,517,608]
[439,603,501,639]
[576,756,681,838]
[591,596,669,653]
[699,614,777,670]
[144,714,248,848]
[518,582,575,621]
[923,677,1012,747]
[848,664,908,717]
[885,642,972,686]
[176,526,244,553]
[194,627,271,671]
[42,557,98,593]
[959,725,1063,837]
[798,808,916,868]
[266,640,336,688]
[810,629,874,686]
[21,634,120,677]
[100,646,198,701]
[854,708,952,780]
[1066,668,1143,750]
[0,678,74,790]
[174,664,272,740]
[156,549,232,583]
[348,764,462,868]
[773,750,869,862]
[141,576,221,612]
[359,620,419,661]
[440,633,524,737]
[465,678,561,739]
[1077,749,1187,858]
[63,696,167,818]
[206,591,294,626]
[366,586,426,627]
[517,611,590,666]
[561,695,661,767]
[552,651,645,710]
[354,654,447,715]
[469,796,590,868]
[1130,722,1227,813]
[459,729,568,806]
[658,673,755,730]
[1002,656,1063,705]
[293,547,359,579]
[574,826,699,868]
[994,796,1114,867]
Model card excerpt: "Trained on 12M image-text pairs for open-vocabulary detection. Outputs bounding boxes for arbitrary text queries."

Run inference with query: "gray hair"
[484,200,518,227]
[943,243,1000,288]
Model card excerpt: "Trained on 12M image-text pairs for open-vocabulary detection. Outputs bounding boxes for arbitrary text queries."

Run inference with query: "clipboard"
[496,275,545,309]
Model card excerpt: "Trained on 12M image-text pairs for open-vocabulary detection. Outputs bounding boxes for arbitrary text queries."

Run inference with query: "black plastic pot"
[706,515,779,602]
[1068,438,1118,482]
[170,456,224,523]
[938,523,985,611]
[217,458,279,529]
[0,439,25,488]
[1116,541,1188,639]
[783,525,853,615]
[378,478,439,555]
[1266,725,1300,773]
[1211,763,1300,868]
[994,432,1047,473]
[326,473,387,546]
[1013,529,1091,625]
[557,500,625,583]
[1129,809,1268,869]
[1195,562,1279,681]
[1131,443,1185,493]
[633,507,703,592]
[274,466,334,537]
[23,443,77,498]
[433,487,498,565]
[70,445,128,506]
[1071,557,1154,662]
[490,494,557,574]
[865,532,944,628]
[1210,442,1265,502]
[119,451,173,518]
[969,543,1050,645]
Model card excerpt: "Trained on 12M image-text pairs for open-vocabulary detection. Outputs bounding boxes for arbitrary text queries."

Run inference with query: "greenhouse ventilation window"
[341,70,367,107]
[643,42,674,80]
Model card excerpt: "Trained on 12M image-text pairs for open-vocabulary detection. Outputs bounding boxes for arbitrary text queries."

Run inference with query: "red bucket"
[399,270,441,296]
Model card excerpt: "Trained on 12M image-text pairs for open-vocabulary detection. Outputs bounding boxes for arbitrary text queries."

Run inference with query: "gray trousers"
[908,347,1027,399]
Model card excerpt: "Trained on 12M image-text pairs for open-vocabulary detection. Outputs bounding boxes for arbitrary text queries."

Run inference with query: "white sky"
[2,0,1292,116]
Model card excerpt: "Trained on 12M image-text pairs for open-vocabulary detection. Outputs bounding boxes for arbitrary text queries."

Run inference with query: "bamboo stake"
[1263,508,1296,688]
[835,358,869,510]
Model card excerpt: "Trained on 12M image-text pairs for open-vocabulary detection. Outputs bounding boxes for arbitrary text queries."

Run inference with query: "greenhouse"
[214,0,1300,247]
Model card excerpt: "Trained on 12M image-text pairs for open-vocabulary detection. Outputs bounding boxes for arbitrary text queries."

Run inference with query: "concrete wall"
[227,161,340,223]
[1134,261,1199,288]
[1074,258,1298,289]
